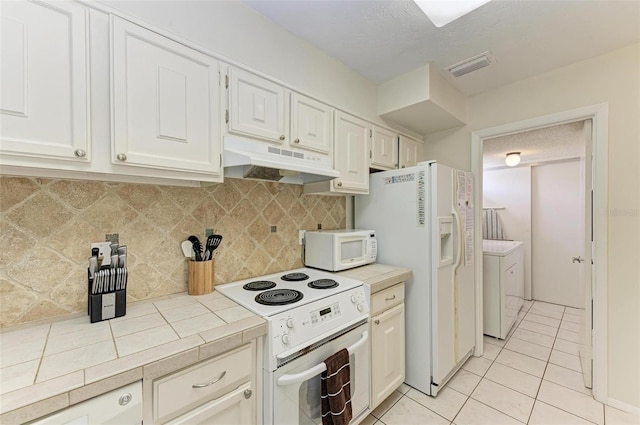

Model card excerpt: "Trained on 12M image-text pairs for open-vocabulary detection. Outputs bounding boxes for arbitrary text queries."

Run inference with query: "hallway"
[362,300,639,425]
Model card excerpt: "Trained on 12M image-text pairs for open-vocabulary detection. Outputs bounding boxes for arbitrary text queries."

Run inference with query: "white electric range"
[216,268,370,425]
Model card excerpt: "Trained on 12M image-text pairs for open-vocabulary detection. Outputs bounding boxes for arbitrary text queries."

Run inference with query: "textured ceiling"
[482,121,585,169]
[243,0,640,96]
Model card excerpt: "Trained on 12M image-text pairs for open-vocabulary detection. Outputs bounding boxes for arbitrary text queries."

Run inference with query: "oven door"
[269,321,370,425]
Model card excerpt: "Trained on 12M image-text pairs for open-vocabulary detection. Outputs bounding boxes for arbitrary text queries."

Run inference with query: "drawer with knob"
[152,343,253,423]
[370,283,404,317]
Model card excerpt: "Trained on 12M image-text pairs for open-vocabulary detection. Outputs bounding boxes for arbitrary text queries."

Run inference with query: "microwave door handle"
[276,331,368,387]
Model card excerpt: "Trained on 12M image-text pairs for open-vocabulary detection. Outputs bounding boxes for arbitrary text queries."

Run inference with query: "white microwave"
[304,229,377,271]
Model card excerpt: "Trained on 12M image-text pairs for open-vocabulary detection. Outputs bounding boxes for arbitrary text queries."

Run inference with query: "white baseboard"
[608,398,640,416]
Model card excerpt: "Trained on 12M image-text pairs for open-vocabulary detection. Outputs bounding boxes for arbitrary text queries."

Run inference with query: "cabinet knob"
[116,153,127,162]
[118,393,132,406]
[294,138,300,144]
[279,135,285,141]
[244,389,252,399]
[374,319,380,325]
[74,149,86,158]
[336,181,343,188]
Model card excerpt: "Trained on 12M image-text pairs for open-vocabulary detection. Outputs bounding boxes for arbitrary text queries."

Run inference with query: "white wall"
[531,160,582,308]
[96,0,382,125]
[425,43,640,408]
[483,167,532,300]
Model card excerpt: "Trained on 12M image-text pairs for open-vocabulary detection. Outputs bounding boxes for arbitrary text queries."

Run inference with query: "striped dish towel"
[321,348,352,425]
[483,208,507,240]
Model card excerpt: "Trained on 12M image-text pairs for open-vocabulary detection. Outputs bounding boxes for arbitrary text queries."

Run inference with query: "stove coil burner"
[307,279,339,289]
[255,289,304,306]
[243,280,277,291]
[281,272,309,282]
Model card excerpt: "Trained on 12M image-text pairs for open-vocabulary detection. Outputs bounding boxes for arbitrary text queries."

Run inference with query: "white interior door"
[531,160,582,308]
[579,119,593,388]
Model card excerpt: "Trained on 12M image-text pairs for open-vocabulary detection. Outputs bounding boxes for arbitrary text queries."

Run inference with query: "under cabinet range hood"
[223,136,339,184]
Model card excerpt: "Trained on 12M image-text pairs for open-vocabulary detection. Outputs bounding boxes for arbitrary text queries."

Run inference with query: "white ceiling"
[243,0,640,96]
[482,121,585,169]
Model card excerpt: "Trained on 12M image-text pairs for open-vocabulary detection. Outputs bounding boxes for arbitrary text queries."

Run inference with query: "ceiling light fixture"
[505,152,521,167]
[413,0,492,28]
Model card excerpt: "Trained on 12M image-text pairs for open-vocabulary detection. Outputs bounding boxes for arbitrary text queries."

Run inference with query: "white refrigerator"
[355,161,476,396]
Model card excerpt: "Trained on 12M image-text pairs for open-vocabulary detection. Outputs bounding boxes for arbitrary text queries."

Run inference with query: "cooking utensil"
[203,234,223,261]
[188,235,203,261]
[181,240,194,259]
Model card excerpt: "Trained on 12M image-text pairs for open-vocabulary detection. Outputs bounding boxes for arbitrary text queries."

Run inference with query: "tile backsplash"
[0,176,346,327]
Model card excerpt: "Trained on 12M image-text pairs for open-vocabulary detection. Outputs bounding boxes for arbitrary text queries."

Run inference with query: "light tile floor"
[361,300,640,425]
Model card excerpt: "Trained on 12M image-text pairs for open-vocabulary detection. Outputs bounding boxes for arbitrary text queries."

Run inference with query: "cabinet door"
[228,68,286,143]
[398,136,423,168]
[333,111,369,193]
[290,93,332,154]
[371,303,405,409]
[371,126,398,170]
[111,16,221,175]
[0,0,89,162]
[167,382,254,425]
[30,381,142,424]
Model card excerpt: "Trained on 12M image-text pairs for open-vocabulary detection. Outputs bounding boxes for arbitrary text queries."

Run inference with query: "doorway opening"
[471,104,608,403]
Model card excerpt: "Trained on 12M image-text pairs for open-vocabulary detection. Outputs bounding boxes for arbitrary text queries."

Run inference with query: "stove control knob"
[286,318,294,328]
[350,295,357,304]
[281,333,291,345]
[357,303,364,312]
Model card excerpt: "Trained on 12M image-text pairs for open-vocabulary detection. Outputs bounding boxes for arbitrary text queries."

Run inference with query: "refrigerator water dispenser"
[438,217,453,266]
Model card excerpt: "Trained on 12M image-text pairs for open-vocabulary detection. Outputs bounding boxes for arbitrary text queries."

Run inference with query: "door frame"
[471,103,608,403]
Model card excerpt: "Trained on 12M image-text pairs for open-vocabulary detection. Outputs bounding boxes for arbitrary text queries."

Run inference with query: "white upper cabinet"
[0,0,90,163]
[371,126,398,170]
[333,111,370,194]
[228,68,286,144]
[111,16,221,176]
[398,135,424,169]
[290,93,333,154]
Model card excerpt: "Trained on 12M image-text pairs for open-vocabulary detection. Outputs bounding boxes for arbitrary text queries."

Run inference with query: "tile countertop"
[0,291,266,423]
[337,263,412,294]
[0,263,410,423]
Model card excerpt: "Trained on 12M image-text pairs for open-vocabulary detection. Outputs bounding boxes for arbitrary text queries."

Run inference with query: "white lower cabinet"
[29,381,142,424]
[370,283,405,410]
[147,342,257,425]
[166,382,253,425]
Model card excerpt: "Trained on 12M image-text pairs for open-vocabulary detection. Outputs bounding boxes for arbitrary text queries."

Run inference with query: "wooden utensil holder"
[188,259,214,295]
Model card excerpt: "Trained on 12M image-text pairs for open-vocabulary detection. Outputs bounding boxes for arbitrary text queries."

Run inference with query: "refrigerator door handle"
[451,207,463,272]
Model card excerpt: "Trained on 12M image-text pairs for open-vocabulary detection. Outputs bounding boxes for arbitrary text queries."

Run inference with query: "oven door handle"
[276,331,368,387]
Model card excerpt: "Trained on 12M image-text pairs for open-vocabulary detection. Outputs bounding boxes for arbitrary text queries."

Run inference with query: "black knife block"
[87,271,127,323]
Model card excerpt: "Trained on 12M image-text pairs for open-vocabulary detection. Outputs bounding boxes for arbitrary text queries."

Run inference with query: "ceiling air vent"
[445,51,494,77]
